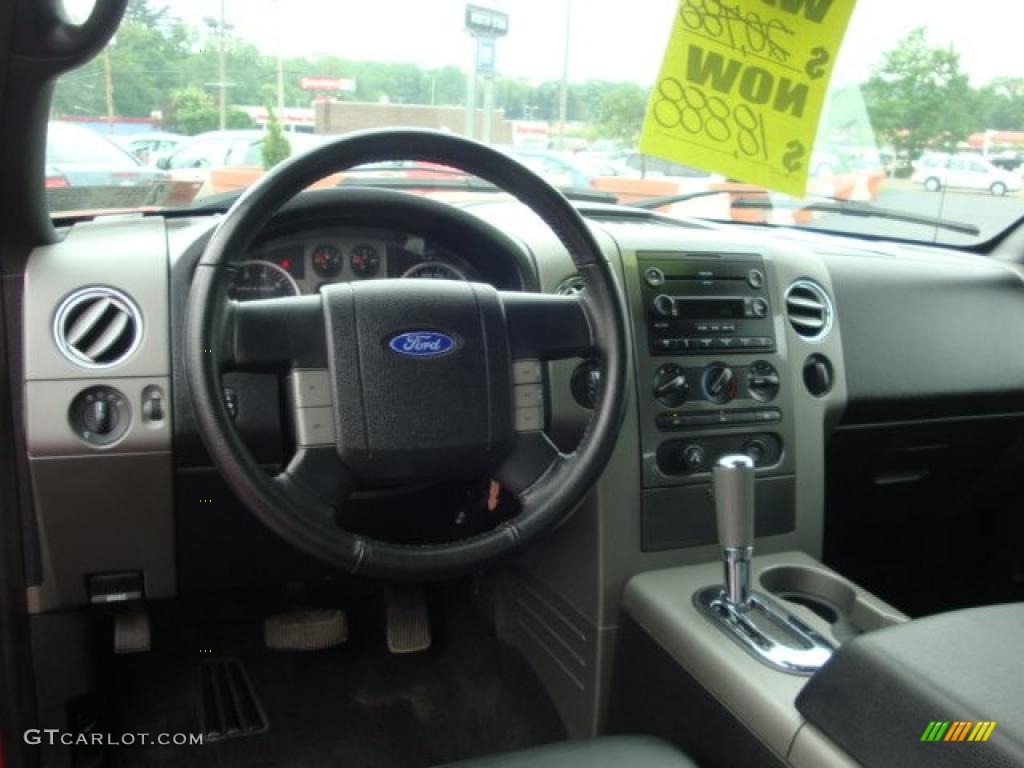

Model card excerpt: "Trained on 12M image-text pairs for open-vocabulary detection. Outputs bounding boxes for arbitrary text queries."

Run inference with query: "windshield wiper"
[628,190,981,236]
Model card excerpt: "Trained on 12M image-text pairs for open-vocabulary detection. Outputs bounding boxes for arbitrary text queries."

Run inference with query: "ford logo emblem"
[388,331,456,358]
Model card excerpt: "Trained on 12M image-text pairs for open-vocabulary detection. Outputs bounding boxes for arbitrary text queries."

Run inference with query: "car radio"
[639,252,775,355]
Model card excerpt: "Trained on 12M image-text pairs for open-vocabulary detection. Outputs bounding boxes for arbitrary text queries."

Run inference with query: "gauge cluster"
[233,228,477,301]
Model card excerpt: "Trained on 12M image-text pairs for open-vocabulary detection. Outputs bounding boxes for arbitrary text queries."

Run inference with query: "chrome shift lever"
[696,453,834,674]
[713,454,755,606]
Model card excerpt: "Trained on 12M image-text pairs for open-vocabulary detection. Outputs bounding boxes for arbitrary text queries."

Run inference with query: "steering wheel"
[185,129,628,579]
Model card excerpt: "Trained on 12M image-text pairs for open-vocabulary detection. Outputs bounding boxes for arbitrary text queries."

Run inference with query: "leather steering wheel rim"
[185,128,629,579]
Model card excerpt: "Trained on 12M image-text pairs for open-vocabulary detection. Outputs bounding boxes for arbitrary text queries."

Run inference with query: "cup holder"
[759,565,899,644]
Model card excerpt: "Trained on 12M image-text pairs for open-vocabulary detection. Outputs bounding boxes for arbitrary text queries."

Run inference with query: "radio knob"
[653,364,689,407]
[652,294,675,317]
[751,297,769,318]
[703,363,737,404]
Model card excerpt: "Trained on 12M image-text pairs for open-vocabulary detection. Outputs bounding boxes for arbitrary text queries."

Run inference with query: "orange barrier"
[207,166,345,195]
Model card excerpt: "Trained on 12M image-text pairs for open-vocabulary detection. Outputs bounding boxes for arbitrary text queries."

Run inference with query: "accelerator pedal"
[199,659,268,742]
[386,585,432,654]
[264,609,348,652]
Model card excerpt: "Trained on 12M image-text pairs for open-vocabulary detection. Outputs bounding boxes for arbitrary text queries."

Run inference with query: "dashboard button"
[748,269,765,289]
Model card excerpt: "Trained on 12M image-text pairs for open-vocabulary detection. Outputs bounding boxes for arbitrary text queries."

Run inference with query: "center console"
[632,250,797,551]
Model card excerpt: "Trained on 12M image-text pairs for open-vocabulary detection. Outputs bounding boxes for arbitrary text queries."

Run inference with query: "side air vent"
[555,275,586,296]
[785,280,833,341]
[54,287,143,368]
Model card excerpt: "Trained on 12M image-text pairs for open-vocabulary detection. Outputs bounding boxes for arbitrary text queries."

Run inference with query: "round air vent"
[784,280,833,341]
[555,275,586,296]
[54,287,143,368]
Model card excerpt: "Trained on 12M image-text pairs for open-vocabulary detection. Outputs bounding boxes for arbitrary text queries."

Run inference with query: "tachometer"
[228,260,301,302]
[401,261,467,281]
[349,243,381,278]
[311,243,343,278]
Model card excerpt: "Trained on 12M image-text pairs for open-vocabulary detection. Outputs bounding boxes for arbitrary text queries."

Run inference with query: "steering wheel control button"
[571,361,601,409]
[514,406,544,432]
[294,406,336,447]
[644,267,666,287]
[70,386,130,446]
[512,359,543,384]
[703,363,737,404]
[746,361,781,402]
[653,364,689,408]
[289,369,332,409]
[514,383,544,408]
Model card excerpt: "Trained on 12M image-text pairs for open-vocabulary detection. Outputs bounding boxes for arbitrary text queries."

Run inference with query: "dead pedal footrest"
[199,659,268,742]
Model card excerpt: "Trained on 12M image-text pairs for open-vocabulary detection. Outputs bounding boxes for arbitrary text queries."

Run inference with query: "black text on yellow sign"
[640,0,858,198]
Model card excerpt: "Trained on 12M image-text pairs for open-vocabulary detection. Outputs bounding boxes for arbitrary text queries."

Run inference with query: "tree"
[863,28,973,158]
[593,82,648,144]
[974,77,1024,131]
[262,103,291,169]
[166,86,218,134]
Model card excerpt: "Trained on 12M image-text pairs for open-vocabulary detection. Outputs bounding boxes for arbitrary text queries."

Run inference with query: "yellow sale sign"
[640,0,858,198]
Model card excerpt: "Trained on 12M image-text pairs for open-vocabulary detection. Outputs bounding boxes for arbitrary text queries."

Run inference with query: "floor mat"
[102,586,566,768]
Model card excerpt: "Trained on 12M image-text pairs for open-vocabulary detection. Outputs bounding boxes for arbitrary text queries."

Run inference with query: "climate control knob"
[652,294,675,317]
[653,364,689,407]
[746,361,780,402]
[702,363,737,404]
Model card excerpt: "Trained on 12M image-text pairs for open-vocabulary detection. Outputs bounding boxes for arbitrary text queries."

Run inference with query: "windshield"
[50,0,1023,246]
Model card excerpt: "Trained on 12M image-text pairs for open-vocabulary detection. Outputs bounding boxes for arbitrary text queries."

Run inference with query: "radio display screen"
[674,298,745,319]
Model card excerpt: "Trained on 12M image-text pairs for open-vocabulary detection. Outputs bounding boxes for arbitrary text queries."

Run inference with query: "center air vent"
[555,275,586,296]
[54,287,143,368]
[784,280,833,341]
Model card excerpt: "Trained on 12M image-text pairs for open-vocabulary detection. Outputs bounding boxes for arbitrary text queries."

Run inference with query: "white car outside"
[912,153,1021,195]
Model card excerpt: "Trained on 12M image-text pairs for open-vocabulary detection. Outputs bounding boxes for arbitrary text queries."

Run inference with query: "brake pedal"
[386,585,432,654]
[264,609,348,651]
[113,603,151,654]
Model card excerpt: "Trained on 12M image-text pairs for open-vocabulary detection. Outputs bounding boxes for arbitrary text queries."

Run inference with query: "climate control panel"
[650,360,779,415]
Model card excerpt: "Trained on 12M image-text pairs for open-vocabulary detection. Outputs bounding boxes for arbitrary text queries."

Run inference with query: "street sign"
[300,76,356,92]
[476,37,496,74]
[465,4,508,37]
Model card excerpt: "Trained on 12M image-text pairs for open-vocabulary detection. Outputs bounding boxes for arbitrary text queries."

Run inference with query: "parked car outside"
[119,131,186,165]
[912,152,1022,195]
[45,121,169,188]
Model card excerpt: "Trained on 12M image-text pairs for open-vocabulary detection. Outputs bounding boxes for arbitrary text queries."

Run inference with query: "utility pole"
[275,0,285,115]
[464,55,477,139]
[218,0,227,130]
[557,0,572,149]
[103,46,115,133]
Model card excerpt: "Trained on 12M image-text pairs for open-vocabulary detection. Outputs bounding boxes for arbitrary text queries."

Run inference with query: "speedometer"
[401,262,467,281]
[228,260,300,302]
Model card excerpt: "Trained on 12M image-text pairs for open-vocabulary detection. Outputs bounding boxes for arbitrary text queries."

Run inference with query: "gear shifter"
[694,454,834,675]
[713,454,755,605]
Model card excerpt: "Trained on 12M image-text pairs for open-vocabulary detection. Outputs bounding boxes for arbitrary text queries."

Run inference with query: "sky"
[64,0,1020,87]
